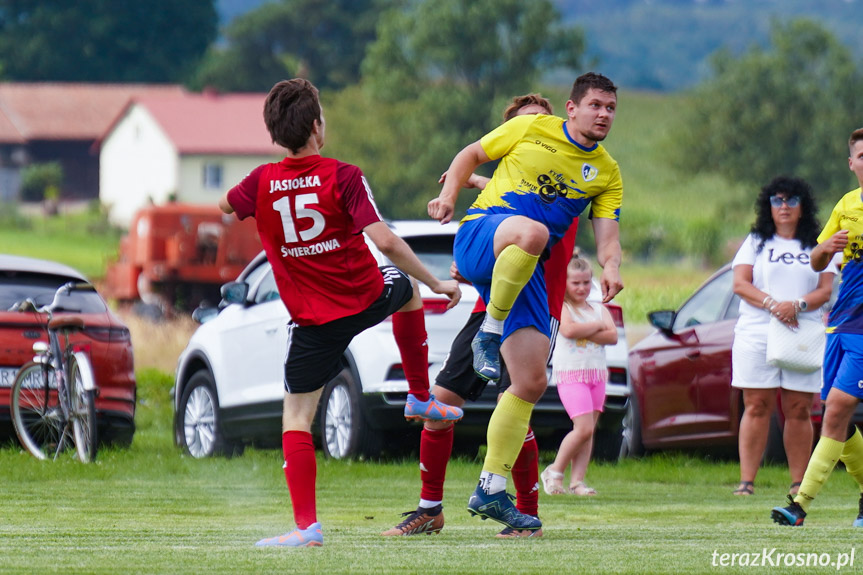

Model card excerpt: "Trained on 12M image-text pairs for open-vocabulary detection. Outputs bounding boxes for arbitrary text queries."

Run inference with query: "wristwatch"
[797,298,808,312]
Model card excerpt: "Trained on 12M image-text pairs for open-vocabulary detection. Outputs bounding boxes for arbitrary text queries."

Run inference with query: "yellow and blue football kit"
[819,187,863,401]
[453,114,622,341]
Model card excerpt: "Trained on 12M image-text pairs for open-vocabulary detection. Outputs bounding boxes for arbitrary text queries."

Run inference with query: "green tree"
[191,0,383,92]
[0,0,217,83]
[19,162,62,202]
[347,0,584,218]
[672,19,863,199]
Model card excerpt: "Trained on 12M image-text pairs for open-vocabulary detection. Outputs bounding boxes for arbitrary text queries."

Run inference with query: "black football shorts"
[284,265,412,394]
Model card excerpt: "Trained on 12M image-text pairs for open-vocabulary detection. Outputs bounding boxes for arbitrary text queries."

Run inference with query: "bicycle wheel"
[68,354,98,462]
[11,361,66,460]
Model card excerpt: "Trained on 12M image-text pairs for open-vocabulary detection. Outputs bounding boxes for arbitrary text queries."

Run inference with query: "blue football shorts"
[821,331,863,401]
[453,215,550,342]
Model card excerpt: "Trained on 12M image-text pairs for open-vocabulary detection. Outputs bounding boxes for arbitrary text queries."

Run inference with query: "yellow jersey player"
[428,72,623,533]
[773,127,863,527]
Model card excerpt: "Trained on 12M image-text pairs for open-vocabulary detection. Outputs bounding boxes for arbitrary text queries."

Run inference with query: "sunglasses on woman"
[769,195,800,208]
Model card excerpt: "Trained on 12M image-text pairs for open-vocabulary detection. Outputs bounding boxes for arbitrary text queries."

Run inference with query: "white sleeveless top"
[552,301,608,374]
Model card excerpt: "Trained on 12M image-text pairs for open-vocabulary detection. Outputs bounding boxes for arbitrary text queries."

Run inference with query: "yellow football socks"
[840,427,863,492]
[795,436,844,512]
[483,391,534,476]
[487,245,539,321]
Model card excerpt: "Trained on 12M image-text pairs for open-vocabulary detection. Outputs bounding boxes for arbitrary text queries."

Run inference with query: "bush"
[19,162,62,203]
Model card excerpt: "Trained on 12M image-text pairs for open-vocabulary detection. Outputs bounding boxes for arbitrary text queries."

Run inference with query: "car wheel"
[319,368,380,460]
[593,424,624,462]
[178,370,229,458]
[619,393,645,459]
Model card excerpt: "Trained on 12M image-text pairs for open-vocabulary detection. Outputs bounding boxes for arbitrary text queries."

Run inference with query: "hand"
[433,279,462,310]
[449,261,471,285]
[599,266,623,303]
[771,300,799,329]
[825,229,849,255]
[428,196,455,224]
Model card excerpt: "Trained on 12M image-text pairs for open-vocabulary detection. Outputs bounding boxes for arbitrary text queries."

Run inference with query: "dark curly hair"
[750,176,820,252]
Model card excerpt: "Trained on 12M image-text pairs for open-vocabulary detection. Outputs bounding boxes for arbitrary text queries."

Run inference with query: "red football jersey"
[227,155,384,326]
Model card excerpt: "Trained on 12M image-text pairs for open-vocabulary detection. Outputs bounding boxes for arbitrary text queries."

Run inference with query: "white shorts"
[731,331,821,393]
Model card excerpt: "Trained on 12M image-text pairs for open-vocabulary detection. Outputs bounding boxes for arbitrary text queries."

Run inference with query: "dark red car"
[0,255,136,446]
[623,263,846,460]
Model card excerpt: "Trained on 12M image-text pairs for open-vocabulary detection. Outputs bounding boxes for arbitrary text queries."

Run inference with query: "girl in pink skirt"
[541,255,618,495]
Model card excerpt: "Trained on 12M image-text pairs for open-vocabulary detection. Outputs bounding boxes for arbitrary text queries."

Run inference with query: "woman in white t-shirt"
[731,176,839,496]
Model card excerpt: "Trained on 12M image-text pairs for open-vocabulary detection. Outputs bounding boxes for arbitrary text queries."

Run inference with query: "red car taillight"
[604,303,624,328]
[422,298,451,315]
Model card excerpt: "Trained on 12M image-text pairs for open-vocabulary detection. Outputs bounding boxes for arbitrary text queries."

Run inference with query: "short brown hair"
[569,72,617,105]
[502,93,553,122]
[849,128,863,155]
[263,79,321,154]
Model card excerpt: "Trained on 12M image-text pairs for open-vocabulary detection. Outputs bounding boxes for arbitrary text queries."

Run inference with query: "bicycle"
[9,282,99,462]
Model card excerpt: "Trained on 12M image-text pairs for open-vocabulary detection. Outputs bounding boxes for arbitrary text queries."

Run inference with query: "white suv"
[172,221,629,459]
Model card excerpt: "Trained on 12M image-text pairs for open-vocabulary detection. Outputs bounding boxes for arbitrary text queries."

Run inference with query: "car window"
[401,236,454,281]
[724,293,741,321]
[252,269,281,305]
[673,268,734,330]
[0,273,105,313]
[242,259,269,291]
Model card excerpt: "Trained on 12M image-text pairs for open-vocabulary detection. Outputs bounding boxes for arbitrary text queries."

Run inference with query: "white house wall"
[177,155,279,206]
[100,105,178,227]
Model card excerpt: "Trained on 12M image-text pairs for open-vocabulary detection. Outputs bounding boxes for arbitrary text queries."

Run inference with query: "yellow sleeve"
[480,115,534,161]
[818,202,843,245]
[588,161,623,221]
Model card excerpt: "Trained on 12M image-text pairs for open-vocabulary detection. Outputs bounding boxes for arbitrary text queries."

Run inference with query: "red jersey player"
[219,78,462,548]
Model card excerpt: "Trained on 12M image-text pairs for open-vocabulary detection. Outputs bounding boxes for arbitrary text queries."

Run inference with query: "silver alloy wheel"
[324,383,352,459]
[184,385,217,458]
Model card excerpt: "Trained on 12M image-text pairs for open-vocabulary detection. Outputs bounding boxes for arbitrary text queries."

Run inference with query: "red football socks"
[419,425,455,502]
[392,308,430,402]
[282,430,317,529]
[511,427,539,516]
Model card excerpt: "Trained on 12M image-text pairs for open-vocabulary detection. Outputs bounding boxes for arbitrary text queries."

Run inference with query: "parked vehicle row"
[624,263,863,461]
[18,230,853,465]
[0,255,136,447]
[171,221,631,460]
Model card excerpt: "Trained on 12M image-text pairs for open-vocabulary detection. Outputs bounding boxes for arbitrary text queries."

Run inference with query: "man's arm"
[592,217,623,303]
[218,192,234,215]
[428,141,491,224]
[364,221,461,309]
[811,230,848,272]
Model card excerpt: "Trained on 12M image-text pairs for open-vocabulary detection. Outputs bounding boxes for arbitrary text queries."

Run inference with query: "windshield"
[0,274,107,313]
[402,236,455,281]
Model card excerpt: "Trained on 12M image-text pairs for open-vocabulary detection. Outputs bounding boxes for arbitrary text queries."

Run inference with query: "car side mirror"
[648,310,676,337]
[191,306,219,324]
[221,281,249,305]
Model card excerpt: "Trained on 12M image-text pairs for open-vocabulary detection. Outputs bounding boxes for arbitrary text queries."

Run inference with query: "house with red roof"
[0,83,185,202]
[98,90,284,226]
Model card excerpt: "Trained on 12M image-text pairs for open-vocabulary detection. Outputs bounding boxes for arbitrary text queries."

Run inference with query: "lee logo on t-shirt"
[767,248,810,266]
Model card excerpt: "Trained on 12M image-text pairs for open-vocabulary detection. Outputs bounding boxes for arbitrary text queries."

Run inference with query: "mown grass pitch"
[0,371,860,574]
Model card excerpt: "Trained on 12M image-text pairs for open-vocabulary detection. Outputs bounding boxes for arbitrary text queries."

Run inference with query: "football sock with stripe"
[282,430,317,530]
[419,424,455,504]
[840,426,863,492]
[483,391,534,478]
[392,308,430,402]
[795,435,844,512]
[511,426,539,516]
[487,245,539,322]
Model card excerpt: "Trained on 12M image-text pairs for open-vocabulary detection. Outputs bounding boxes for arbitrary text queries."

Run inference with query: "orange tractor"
[103,204,261,313]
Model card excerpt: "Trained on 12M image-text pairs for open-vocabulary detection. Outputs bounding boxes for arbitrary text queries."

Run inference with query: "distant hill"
[558,0,863,91]
[216,0,863,91]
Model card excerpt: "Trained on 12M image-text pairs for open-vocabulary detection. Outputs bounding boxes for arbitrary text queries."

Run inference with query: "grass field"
[0,370,861,575]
